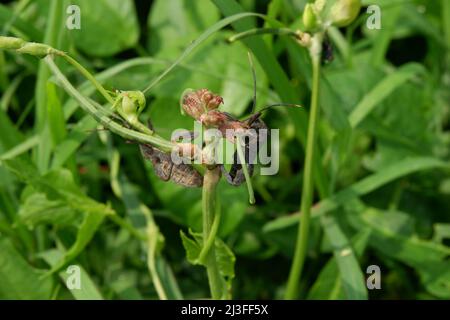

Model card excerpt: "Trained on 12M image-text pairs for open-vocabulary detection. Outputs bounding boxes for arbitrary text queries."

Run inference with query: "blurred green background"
[0,0,449,300]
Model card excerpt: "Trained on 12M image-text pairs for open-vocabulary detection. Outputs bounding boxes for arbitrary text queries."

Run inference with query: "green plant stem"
[198,197,221,265]
[44,56,175,152]
[236,135,255,204]
[108,214,147,241]
[285,33,323,299]
[146,220,168,300]
[34,0,62,132]
[202,166,224,299]
[1,36,155,139]
[228,27,298,43]
[57,50,192,162]
[34,0,63,172]
[62,54,114,105]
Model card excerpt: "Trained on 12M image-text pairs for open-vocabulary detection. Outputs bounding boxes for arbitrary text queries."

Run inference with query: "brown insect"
[138,120,203,188]
[219,112,268,186]
[214,53,297,186]
[180,53,300,187]
[139,143,203,188]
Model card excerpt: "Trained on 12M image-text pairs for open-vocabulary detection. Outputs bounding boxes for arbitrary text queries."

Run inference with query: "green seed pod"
[16,42,54,58]
[0,36,25,50]
[302,3,319,32]
[328,0,361,27]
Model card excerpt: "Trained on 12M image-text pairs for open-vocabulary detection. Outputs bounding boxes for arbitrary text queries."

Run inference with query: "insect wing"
[140,144,203,187]
[140,144,172,181]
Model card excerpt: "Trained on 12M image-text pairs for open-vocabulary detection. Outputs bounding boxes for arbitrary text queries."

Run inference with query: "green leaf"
[180,230,201,263]
[107,147,183,300]
[264,157,449,233]
[356,207,450,265]
[51,115,97,169]
[433,224,450,244]
[349,63,424,128]
[147,0,220,57]
[444,0,450,48]
[319,214,368,300]
[308,230,370,300]
[34,0,65,172]
[2,158,112,215]
[146,33,268,117]
[0,237,54,299]
[155,258,184,300]
[39,249,104,300]
[142,11,265,94]
[348,205,450,299]
[180,229,235,281]
[18,192,79,228]
[46,206,106,276]
[0,135,39,161]
[366,3,402,66]
[46,82,67,146]
[0,4,43,40]
[1,159,111,275]
[0,108,24,149]
[70,0,139,56]
[417,261,450,299]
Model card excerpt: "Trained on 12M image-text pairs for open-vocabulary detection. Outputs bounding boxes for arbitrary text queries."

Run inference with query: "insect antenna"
[245,103,303,125]
[248,51,257,115]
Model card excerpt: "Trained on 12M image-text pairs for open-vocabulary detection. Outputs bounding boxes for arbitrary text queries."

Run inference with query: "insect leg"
[220,164,238,185]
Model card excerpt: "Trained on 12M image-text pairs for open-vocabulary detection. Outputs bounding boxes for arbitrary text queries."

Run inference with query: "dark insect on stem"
[220,53,299,187]
[103,113,203,188]
[220,115,268,186]
[321,35,334,65]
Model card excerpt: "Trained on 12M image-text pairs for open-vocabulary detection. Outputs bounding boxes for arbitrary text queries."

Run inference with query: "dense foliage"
[0,0,449,300]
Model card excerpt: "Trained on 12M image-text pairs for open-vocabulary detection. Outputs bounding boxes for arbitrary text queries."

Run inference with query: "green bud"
[0,36,25,50]
[16,42,55,58]
[329,0,361,27]
[121,95,135,116]
[119,91,146,122]
[302,3,319,32]
[126,91,146,115]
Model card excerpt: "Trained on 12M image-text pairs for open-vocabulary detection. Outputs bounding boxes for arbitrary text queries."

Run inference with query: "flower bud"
[328,0,361,27]
[121,95,135,117]
[127,91,146,115]
[181,88,223,120]
[303,3,319,32]
[0,36,25,50]
[202,91,223,110]
[16,42,55,58]
[119,91,146,121]
[199,110,228,127]
[181,89,205,120]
